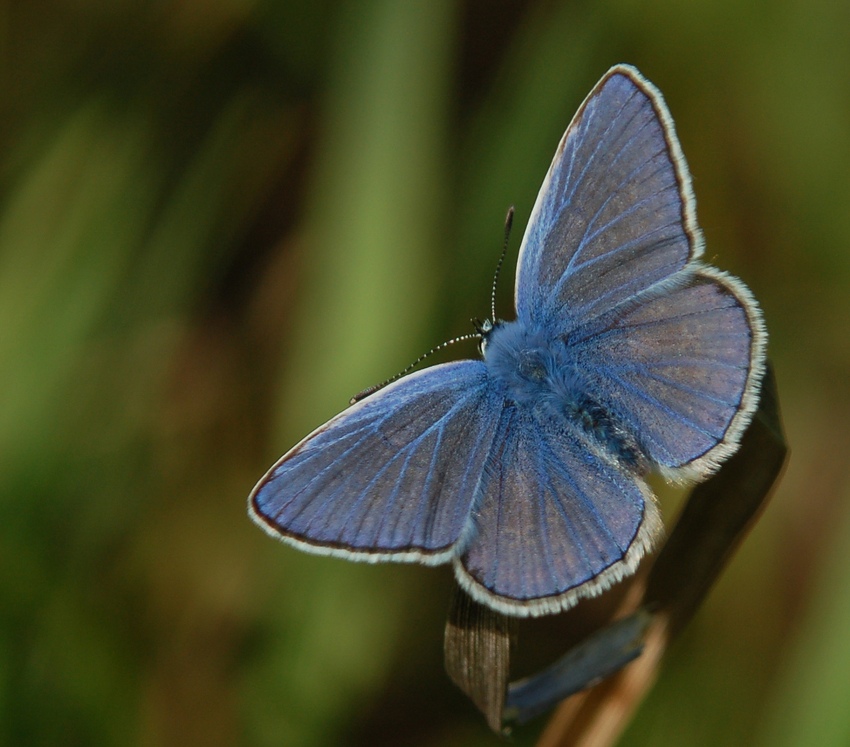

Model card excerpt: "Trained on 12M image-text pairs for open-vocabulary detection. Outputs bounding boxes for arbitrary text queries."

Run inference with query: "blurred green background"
[1,0,848,745]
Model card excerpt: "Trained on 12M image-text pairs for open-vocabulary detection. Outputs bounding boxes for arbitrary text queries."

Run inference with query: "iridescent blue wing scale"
[249,361,498,563]
[453,407,661,616]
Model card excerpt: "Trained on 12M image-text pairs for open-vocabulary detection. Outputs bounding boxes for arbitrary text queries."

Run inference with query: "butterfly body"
[249,65,766,617]
[483,319,578,412]
[483,318,644,469]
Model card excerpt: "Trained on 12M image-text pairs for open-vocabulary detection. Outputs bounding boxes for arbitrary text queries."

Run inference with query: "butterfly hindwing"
[571,266,765,480]
[250,361,499,563]
[454,406,661,616]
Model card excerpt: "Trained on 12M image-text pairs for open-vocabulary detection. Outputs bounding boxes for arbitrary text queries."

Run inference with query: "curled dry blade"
[444,363,788,742]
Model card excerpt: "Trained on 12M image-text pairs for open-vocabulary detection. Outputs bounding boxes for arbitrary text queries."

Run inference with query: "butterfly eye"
[474,318,495,356]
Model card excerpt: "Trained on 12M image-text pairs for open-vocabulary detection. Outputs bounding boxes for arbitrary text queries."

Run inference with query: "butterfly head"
[473,317,496,356]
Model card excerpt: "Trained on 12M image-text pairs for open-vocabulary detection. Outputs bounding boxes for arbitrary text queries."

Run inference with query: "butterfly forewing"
[515,65,700,328]
[250,361,498,562]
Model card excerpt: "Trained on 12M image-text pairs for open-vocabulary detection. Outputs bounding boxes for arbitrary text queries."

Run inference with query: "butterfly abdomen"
[565,396,645,471]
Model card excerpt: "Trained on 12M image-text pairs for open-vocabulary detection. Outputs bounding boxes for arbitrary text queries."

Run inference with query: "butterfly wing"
[453,406,662,617]
[249,361,500,564]
[571,266,765,480]
[514,64,701,328]
[515,63,766,480]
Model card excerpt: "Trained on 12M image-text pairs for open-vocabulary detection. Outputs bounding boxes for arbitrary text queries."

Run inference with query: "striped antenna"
[349,332,481,404]
[350,206,516,406]
[492,206,515,321]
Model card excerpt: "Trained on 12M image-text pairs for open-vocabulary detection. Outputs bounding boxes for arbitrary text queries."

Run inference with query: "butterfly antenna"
[351,209,514,406]
[350,332,481,405]
[491,206,515,321]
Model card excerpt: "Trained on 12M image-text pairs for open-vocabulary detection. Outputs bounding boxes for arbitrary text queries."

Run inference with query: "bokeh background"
[2,1,848,745]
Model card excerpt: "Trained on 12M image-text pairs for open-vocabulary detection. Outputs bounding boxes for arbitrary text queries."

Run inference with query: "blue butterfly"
[249,64,766,617]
